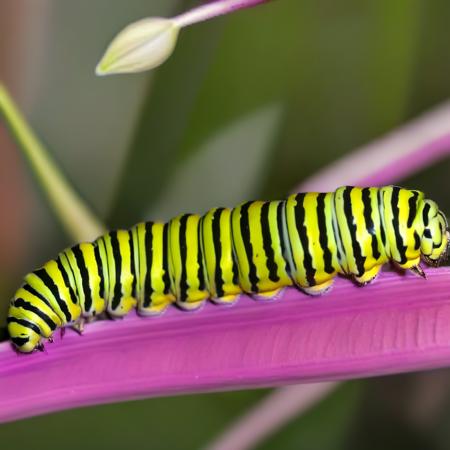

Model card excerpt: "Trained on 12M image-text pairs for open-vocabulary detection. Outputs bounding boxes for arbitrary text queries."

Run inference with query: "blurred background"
[1,0,450,448]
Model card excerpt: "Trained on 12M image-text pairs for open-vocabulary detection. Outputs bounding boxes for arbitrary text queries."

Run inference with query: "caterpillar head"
[420,200,449,266]
[7,314,43,353]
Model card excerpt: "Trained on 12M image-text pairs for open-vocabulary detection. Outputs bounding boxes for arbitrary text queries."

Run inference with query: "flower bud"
[96,18,179,76]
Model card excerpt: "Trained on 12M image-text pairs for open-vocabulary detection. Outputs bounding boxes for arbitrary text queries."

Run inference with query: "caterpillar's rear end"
[8,186,449,353]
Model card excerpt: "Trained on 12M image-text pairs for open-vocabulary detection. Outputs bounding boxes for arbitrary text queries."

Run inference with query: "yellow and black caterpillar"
[8,186,449,352]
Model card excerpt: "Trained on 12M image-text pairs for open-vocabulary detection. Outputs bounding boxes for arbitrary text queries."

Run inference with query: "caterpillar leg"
[354,265,381,286]
[35,342,45,352]
[138,289,176,316]
[252,288,284,301]
[211,294,240,305]
[71,317,86,335]
[101,310,119,321]
[176,299,206,311]
[138,301,172,316]
[410,265,426,279]
[107,296,137,318]
[302,280,334,296]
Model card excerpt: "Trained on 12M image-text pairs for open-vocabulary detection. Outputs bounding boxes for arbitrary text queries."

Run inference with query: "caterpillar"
[7,186,449,353]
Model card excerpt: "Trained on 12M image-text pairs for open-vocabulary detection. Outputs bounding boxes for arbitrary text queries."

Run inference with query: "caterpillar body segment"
[200,207,241,304]
[169,214,209,311]
[8,186,450,352]
[286,192,341,294]
[131,222,176,316]
[231,200,292,297]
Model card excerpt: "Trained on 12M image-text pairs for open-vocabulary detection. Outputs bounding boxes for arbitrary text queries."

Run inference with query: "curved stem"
[205,383,338,450]
[0,83,105,242]
[297,100,450,192]
[173,0,271,28]
[1,269,450,423]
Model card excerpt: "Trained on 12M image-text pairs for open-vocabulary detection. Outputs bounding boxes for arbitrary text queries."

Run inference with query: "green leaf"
[263,0,423,197]
[149,103,284,219]
[177,0,301,162]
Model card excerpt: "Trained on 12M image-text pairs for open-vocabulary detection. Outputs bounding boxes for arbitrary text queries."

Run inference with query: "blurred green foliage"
[2,0,450,448]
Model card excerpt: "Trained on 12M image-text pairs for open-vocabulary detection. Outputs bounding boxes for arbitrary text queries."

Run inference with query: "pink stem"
[1,268,450,423]
[297,101,450,191]
[173,0,271,28]
[205,382,338,450]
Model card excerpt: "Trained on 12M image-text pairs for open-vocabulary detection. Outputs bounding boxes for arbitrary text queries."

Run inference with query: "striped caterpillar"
[7,186,449,352]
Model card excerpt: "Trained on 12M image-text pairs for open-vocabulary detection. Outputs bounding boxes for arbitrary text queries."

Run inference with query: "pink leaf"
[1,268,450,423]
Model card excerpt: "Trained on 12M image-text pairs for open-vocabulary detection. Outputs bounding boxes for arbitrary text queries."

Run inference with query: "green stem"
[0,83,105,242]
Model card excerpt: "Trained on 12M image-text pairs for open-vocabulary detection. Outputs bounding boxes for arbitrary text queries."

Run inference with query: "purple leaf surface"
[1,268,450,423]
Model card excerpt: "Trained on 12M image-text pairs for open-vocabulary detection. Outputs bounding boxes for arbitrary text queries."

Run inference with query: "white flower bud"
[96,18,179,76]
